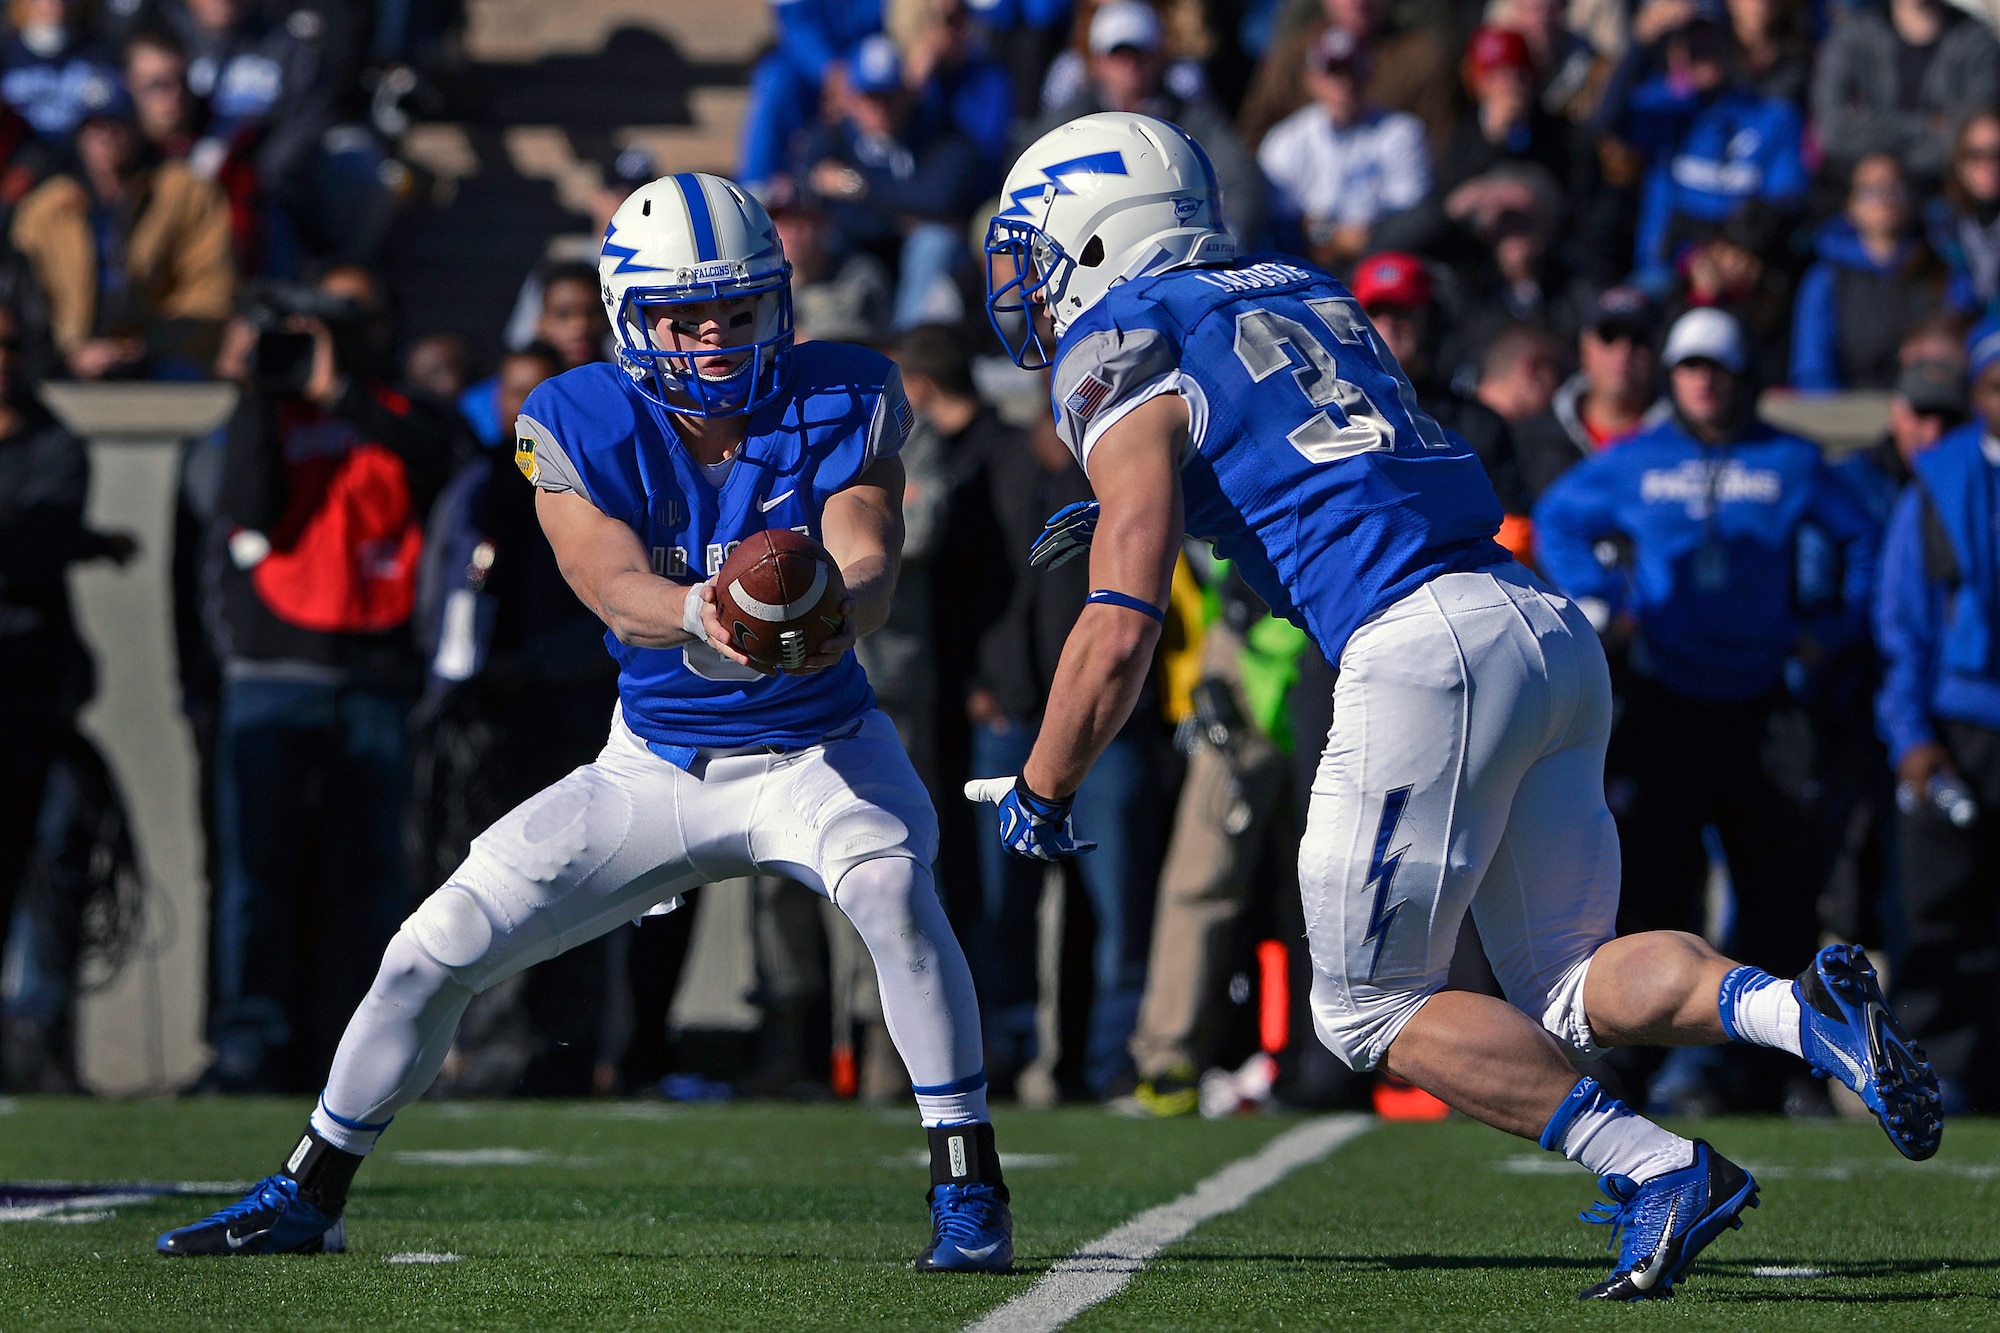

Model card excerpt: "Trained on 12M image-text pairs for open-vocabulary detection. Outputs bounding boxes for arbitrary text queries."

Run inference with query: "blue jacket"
[771,0,884,84]
[919,56,1014,168]
[1789,217,1959,391]
[1618,79,1806,290]
[1534,415,1878,702]
[1874,425,2000,761]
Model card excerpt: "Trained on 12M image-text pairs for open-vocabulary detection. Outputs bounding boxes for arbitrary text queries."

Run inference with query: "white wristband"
[681,581,716,646]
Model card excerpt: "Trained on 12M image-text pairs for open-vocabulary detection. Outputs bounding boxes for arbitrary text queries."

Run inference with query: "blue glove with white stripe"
[964,776,1097,861]
[1029,501,1099,569]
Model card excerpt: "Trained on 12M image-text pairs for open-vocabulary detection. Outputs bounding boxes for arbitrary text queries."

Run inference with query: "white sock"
[832,858,988,1128]
[1542,1078,1694,1183]
[1718,966,1804,1058]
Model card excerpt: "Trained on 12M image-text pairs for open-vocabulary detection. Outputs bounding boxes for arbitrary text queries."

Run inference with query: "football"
[712,528,848,671]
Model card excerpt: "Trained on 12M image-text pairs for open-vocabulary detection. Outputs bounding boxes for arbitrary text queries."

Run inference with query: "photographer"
[204,262,459,1093]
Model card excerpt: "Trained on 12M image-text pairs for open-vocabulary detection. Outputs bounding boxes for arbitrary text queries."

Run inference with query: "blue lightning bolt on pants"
[1299,563,1621,1072]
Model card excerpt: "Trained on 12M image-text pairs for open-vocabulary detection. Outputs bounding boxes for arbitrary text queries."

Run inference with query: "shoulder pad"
[1050,323,1178,462]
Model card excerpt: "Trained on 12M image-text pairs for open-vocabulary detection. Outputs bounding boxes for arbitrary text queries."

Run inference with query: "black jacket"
[0,402,108,697]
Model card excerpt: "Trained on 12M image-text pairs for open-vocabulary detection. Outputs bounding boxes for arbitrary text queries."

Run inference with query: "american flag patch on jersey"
[893,394,915,439]
[1064,372,1113,420]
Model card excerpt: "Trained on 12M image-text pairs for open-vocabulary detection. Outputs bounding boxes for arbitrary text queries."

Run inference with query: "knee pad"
[374,924,464,1006]
[404,885,496,972]
[830,853,927,937]
[1308,973,1440,1072]
[1536,953,1607,1061]
[819,802,933,892]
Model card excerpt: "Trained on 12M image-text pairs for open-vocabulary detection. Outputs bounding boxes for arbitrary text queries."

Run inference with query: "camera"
[241,281,367,394]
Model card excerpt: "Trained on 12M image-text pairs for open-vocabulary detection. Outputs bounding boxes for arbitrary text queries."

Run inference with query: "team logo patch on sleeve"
[1064,372,1113,421]
[514,435,538,483]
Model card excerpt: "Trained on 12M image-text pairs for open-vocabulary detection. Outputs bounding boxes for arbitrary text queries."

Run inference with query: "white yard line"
[966,1114,1374,1333]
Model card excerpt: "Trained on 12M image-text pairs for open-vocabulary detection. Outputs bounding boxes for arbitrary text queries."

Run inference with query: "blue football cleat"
[1578,1140,1757,1301]
[914,1182,1014,1273]
[1797,943,1943,1161]
[156,1175,345,1256]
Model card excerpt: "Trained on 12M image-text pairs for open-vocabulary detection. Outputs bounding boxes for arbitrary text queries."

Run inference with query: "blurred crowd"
[9,0,2000,1122]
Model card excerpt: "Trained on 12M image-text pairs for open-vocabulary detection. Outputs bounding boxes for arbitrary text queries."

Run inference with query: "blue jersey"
[1048,257,1506,663]
[516,344,909,751]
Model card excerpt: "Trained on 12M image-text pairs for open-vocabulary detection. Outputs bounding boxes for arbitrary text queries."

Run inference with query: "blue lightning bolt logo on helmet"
[986,113,1237,369]
[599,172,795,417]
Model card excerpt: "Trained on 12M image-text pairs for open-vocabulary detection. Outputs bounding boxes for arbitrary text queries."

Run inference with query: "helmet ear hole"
[642,198,651,216]
[1079,235,1106,267]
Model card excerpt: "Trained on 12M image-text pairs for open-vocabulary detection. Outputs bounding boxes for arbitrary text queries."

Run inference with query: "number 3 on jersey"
[1232,296,1447,463]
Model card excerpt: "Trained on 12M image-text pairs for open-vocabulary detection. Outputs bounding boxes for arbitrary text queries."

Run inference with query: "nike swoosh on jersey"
[225,1226,273,1251]
[760,489,795,512]
[1627,1197,1679,1290]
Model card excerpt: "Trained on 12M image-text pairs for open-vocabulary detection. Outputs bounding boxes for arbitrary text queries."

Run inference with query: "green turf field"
[0,1096,1994,1331]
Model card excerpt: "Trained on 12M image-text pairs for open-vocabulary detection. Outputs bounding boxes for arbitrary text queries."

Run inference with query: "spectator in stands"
[1843,357,1966,527]
[739,0,884,187]
[959,403,1167,1102]
[1792,153,1955,393]
[1514,285,1664,506]
[1929,110,2000,321]
[1534,309,1878,1106]
[1608,0,1806,293]
[1723,0,1809,104]
[1035,0,1207,118]
[203,262,460,1092]
[898,0,1013,169]
[1258,26,1428,270]
[1812,0,2000,187]
[1666,197,1795,379]
[1237,0,1457,152]
[1475,323,1565,424]
[804,34,983,330]
[124,28,195,161]
[1874,318,2000,1111]
[402,332,472,408]
[1489,0,1616,123]
[1033,1,1266,245]
[0,0,120,141]
[1430,163,1598,384]
[459,262,605,446]
[10,87,233,379]
[1353,251,1526,519]
[767,181,891,344]
[0,298,135,1005]
[1434,25,1597,208]
[165,0,383,272]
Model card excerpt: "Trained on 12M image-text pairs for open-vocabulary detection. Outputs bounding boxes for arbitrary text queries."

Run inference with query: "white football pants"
[313,708,986,1146]
[1302,562,1621,1071]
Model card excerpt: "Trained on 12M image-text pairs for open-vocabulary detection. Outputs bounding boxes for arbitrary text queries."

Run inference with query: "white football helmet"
[986,113,1236,367]
[599,172,793,416]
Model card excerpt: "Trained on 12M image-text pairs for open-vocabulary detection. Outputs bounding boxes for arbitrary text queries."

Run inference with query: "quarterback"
[970,113,1942,1300]
[157,174,1014,1272]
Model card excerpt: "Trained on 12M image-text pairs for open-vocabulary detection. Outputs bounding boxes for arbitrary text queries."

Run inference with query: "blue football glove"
[964,776,1097,861]
[1029,500,1099,570]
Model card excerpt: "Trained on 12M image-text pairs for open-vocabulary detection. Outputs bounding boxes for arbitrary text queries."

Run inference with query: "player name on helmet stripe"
[728,563,828,622]
[963,1114,1372,1333]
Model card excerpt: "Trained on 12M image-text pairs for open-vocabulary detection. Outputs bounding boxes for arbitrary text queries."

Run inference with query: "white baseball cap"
[1089,0,1163,54]
[1661,307,1746,373]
